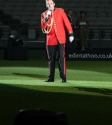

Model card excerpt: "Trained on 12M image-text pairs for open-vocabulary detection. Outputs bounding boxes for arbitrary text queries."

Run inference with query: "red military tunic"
[41,8,73,45]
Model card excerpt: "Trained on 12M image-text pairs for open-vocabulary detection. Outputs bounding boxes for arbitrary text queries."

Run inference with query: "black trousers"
[46,43,66,81]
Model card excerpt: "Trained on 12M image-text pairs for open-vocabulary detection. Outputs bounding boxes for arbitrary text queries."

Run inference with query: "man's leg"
[45,45,56,82]
[58,43,66,83]
[84,29,89,48]
[80,29,85,50]
[58,58,63,79]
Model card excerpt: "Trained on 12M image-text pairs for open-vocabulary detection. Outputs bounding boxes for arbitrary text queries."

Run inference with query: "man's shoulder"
[56,8,64,12]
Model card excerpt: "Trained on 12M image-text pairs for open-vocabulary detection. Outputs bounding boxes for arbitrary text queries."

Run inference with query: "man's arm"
[61,9,74,42]
[61,9,73,33]
[41,13,47,29]
[41,10,52,28]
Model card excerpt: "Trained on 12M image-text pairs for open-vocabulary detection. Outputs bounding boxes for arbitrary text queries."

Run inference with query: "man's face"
[81,13,85,18]
[46,0,55,11]
[68,10,72,15]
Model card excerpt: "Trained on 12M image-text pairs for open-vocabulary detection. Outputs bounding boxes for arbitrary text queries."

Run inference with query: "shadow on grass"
[13,73,47,79]
[0,83,112,125]
[0,60,112,76]
[76,87,112,96]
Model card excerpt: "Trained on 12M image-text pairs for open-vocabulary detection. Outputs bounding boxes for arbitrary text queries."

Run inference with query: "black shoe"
[45,79,54,82]
[62,79,66,83]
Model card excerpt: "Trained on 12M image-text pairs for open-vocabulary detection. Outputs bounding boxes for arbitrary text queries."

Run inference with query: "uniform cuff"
[69,32,74,36]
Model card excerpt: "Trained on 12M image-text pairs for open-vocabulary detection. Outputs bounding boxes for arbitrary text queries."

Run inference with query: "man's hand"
[69,36,74,43]
[44,10,51,22]
[46,10,51,17]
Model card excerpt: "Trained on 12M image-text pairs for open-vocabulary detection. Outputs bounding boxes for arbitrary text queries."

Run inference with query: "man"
[41,0,74,83]
[66,9,76,51]
[76,10,89,50]
[8,30,23,47]
[66,9,73,24]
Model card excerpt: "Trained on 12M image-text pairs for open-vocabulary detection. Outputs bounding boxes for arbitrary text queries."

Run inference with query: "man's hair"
[46,0,55,2]
[67,9,72,12]
[80,10,85,15]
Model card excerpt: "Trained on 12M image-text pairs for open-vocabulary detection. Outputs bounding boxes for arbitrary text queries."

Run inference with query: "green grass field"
[0,49,112,125]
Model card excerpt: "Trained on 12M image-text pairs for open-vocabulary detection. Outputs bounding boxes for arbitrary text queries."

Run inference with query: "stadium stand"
[0,0,112,49]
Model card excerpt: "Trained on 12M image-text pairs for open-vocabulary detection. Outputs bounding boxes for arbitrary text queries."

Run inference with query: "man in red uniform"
[41,0,74,83]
